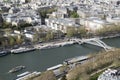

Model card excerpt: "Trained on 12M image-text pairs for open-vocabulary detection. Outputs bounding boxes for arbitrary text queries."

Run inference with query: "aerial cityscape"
[0,0,120,80]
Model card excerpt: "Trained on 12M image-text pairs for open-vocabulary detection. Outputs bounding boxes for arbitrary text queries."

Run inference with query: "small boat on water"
[0,51,10,57]
[8,65,25,73]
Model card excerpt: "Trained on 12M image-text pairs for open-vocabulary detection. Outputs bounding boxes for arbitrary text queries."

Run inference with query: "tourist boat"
[8,65,25,73]
[16,71,41,80]
[11,47,35,54]
[17,71,30,78]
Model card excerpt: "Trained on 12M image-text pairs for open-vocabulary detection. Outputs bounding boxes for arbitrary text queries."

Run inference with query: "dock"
[64,56,89,64]
[34,41,75,50]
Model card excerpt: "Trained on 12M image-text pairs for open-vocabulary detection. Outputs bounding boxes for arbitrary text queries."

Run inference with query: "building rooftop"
[98,68,120,80]
[87,17,111,24]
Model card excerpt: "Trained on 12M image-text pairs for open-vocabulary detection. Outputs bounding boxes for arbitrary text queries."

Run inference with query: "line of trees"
[1,21,32,30]
[95,25,120,36]
[66,26,87,38]
[66,48,120,80]
[36,30,64,42]
[66,24,120,39]
[0,35,24,48]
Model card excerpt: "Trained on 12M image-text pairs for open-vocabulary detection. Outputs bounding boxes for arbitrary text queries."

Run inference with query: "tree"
[45,31,54,41]
[9,36,15,46]
[61,75,67,80]
[19,23,32,29]
[38,8,56,24]
[66,27,78,38]
[2,21,12,29]
[32,33,39,43]
[67,27,80,37]
[78,27,87,38]
[25,0,31,3]
[54,30,64,39]
[95,25,120,36]
[69,11,79,18]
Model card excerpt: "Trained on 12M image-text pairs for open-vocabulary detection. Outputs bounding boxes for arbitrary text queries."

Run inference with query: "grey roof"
[98,69,120,80]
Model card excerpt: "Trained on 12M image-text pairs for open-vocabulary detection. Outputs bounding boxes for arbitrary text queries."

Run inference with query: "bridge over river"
[70,38,114,51]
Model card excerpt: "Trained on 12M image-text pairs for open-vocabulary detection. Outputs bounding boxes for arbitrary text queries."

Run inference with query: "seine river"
[0,37,120,80]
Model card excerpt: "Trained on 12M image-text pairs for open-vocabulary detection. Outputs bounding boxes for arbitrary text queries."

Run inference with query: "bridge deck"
[71,38,113,51]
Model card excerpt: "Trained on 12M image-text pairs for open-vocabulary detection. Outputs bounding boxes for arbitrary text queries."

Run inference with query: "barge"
[11,47,35,54]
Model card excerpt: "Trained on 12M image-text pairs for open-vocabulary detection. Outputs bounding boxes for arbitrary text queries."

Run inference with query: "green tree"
[19,23,32,29]
[25,0,31,3]
[38,8,56,24]
[2,21,12,28]
[69,11,79,18]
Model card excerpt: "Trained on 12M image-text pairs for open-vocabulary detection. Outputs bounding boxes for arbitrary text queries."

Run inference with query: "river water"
[0,37,120,80]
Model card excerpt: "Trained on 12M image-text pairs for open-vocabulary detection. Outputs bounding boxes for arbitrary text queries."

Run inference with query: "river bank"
[33,34,120,51]
[0,37,120,80]
[27,33,120,51]
[0,34,120,55]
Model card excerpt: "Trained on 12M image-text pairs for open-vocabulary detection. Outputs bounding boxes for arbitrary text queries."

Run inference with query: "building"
[8,7,21,14]
[24,32,36,41]
[84,17,112,32]
[49,12,66,18]
[98,68,120,80]
[106,16,120,25]
[2,9,41,26]
[2,0,25,3]
[45,18,80,33]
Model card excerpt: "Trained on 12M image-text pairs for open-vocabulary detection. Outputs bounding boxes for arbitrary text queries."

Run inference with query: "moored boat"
[17,71,30,78]
[8,65,25,73]
[11,47,35,54]
[16,71,41,80]
[0,50,10,57]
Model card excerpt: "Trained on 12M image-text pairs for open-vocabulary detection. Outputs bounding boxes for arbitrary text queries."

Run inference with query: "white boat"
[47,64,63,71]
[8,65,25,73]
[17,71,30,78]
[16,71,41,80]
[64,56,89,64]
[11,47,35,54]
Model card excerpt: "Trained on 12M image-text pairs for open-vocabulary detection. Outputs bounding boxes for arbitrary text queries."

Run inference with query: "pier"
[34,41,75,50]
